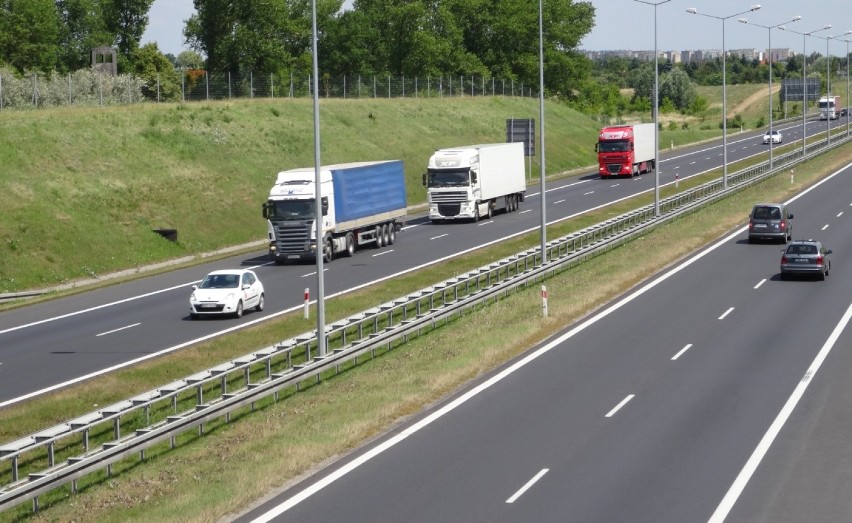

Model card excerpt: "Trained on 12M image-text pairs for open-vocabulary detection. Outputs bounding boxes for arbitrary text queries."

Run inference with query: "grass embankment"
[0,97,604,294]
[2,130,850,521]
[1,84,779,296]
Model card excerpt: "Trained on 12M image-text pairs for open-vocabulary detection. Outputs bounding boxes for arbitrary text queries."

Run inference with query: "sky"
[140,0,852,58]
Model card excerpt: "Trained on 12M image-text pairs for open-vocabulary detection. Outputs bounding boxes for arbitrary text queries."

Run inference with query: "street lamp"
[310,0,327,356]
[845,37,851,136]
[538,0,547,262]
[739,15,802,169]
[780,24,831,158]
[686,5,761,189]
[634,0,671,217]
[823,31,852,145]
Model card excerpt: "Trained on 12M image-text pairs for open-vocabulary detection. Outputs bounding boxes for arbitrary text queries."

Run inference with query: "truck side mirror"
[470,170,478,184]
[262,201,272,219]
[422,173,427,186]
[594,144,599,153]
[321,196,329,216]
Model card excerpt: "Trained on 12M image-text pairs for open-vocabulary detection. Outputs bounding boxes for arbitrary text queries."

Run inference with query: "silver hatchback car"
[780,240,832,280]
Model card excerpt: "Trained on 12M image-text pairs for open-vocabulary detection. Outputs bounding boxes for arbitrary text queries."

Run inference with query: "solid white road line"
[506,469,549,504]
[248,162,852,519]
[605,395,635,418]
[709,302,852,522]
[671,344,693,361]
[95,323,141,337]
[718,307,735,320]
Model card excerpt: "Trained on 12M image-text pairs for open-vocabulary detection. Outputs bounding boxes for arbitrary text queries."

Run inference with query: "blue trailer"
[262,161,407,263]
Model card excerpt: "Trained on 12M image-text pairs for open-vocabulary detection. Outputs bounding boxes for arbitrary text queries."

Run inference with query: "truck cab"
[262,170,335,263]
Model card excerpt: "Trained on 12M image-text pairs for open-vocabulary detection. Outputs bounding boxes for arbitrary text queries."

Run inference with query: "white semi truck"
[262,160,407,264]
[423,142,526,223]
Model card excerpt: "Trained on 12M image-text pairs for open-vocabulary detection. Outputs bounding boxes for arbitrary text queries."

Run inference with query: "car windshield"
[787,244,817,255]
[198,274,240,289]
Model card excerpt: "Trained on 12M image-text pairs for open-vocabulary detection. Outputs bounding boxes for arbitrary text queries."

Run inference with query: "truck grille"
[437,203,461,217]
[606,164,623,174]
[430,191,467,203]
[272,221,311,254]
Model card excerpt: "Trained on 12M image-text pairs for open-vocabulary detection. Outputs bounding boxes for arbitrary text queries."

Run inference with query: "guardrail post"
[11,455,18,482]
[113,418,120,440]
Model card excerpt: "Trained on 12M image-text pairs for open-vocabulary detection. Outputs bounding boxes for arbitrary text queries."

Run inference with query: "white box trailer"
[423,142,526,222]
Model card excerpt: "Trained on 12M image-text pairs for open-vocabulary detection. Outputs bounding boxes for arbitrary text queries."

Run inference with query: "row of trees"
[2,0,599,104]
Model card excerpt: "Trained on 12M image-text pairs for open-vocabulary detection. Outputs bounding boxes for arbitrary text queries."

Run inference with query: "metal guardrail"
[1,130,850,513]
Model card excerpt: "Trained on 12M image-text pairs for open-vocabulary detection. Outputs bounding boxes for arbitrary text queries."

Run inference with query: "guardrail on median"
[2,130,850,514]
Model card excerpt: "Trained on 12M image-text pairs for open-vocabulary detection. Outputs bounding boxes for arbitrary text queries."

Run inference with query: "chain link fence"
[0,69,535,110]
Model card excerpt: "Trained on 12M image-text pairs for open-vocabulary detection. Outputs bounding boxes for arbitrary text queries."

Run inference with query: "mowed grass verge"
[2,139,850,522]
[0,97,601,294]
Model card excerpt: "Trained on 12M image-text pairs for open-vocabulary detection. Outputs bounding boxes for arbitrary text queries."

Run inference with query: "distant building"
[584,47,783,64]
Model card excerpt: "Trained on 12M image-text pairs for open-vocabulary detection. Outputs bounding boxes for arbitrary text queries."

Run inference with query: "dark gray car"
[748,203,793,243]
[780,240,832,280]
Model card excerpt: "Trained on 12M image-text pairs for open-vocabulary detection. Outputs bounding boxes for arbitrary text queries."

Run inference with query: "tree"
[176,50,205,70]
[55,0,113,72]
[659,67,697,112]
[131,43,182,101]
[0,0,61,73]
[101,0,156,70]
[186,0,342,75]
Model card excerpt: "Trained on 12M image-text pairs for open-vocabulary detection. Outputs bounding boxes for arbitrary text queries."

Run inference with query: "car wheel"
[234,300,243,318]
[255,293,265,312]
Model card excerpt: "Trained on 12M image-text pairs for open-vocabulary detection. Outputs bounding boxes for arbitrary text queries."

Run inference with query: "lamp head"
[686,7,697,14]
[738,18,748,24]
[750,5,761,12]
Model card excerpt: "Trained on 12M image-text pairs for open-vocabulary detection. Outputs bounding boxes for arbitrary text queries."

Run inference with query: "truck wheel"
[344,232,355,257]
[323,237,333,263]
[387,222,396,244]
[375,225,385,248]
[382,223,391,245]
[473,205,480,222]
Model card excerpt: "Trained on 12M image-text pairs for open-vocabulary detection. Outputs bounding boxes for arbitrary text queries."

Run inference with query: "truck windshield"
[819,101,834,109]
[427,168,470,188]
[598,141,629,153]
[267,200,315,220]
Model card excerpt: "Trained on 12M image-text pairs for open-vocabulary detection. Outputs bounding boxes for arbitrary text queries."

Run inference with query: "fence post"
[373,75,376,98]
[387,75,390,98]
[250,71,253,99]
[271,73,274,98]
[358,74,361,98]
[0,73,3,110]
[205,71,209,100]
[402,75,405,97]
[99,73,103,106]
[228,71,232,99]
[157,73,161,103]
[290,72,294,97]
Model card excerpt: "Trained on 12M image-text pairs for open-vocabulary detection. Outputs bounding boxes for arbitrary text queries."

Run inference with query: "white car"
[189,269,265,319]
[763,130,782,144]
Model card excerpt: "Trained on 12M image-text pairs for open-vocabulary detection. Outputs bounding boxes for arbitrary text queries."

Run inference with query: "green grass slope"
[0,97,604,293]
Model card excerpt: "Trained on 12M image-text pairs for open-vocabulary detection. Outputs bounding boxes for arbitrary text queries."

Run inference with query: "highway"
[0,117,844,409]
[237,160,852,522]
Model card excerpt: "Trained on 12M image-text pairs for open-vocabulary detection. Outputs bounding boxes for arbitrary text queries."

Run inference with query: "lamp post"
[686,5,761,189]
[739,15,802,168]
[634,0,670,217]
[780,25,831,158]
[822,31,852,145]
[538,0,547,262]
[310,0,326,357]
[845,37,851,136]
